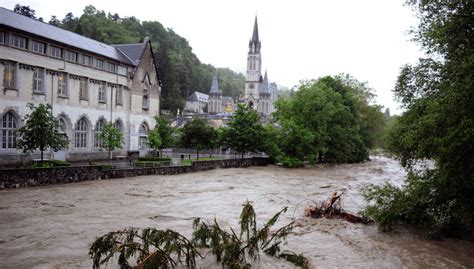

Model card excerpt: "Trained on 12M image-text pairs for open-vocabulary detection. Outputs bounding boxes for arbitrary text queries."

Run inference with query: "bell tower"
[244,16,262,106]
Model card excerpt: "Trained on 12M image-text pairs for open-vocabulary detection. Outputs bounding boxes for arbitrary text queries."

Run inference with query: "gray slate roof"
[187,92,209,102]
[113,42,147,66]
[209,74,219,93]
[0,7,137,65]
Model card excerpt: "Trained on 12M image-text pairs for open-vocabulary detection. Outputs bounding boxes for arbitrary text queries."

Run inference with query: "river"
[0,156,473,268]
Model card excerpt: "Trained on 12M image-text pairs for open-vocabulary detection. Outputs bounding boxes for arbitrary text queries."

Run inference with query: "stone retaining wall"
[0,157,269,188]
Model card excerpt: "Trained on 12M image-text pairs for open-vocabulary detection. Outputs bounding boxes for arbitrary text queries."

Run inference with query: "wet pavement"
[0,156,473,268]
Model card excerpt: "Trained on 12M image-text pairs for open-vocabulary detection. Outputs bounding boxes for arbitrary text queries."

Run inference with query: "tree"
[221,104,265,158]
[99,122,123,160]
[180,118,213,160]
[13,4,36,19]
[146,129,162,157]
[16,103,69,162]
[154,116,175,157]
[48,15,61,26]
[363,0,474,238]
[272,77,372,164]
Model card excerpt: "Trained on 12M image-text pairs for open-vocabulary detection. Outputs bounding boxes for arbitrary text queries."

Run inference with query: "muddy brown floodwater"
[1,156,474,268]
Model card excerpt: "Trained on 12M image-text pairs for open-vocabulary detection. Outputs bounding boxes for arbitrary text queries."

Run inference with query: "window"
[33,67,44,93]
[143,75,150,109]
[114,120,123,132]
[11,34,27,49]
[58,118,68,147]
[57,73,67,97]
[58,118,67,132]
[81,55,91,66]
[138,123,148,149]
[1,112,18,149]
[51,46,62,58]
[4,61,16,89]
[0,31,5,44]
[116,86,123,105]
[94,120,105,148]
[106,62,116,73]
[98,82,106,103]
[74,118,87,148]
[32,41,46,54]
[95,59,104,69]
[65,51,78,62]
[79,77,88,100]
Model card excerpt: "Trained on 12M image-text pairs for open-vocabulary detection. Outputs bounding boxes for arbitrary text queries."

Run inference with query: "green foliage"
[40,5,244,114]
[29,160,71,168]
[364,0,474,238]
[16,103,69,162]
[271,75,382,165]
[99,122,123,158]
[146,129,162,156]
[13,4,36,19]
[137,157,171,162]
[280,156,304,168]
[147,116,175,157]
[89,228,200,269]
[180,118,217,159]
[221,105,266,158]
[192,201,309,268]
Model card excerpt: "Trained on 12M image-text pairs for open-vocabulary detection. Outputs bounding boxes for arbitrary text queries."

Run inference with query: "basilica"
[240,16,277,117]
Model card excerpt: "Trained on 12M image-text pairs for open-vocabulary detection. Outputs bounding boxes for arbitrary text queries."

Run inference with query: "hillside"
[20,5,245,113]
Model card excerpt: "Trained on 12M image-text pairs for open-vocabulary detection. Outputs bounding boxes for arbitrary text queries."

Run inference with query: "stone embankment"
[0,157,269,188]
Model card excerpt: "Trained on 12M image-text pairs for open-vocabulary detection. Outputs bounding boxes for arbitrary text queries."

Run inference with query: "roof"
[209,74,219,93]
[252,16,259,44]
[187,92,209,102]
[0,7,136,65]
[113,42,147,66]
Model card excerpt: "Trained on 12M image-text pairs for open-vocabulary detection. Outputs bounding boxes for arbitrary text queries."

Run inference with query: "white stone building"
[185,92,208,114]
[0,8,160,164]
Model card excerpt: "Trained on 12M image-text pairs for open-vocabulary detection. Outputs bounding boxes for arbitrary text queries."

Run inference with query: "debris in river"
[305,191,372,224]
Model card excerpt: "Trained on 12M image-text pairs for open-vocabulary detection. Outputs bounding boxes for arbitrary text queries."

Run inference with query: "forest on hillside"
[13,4,245,113]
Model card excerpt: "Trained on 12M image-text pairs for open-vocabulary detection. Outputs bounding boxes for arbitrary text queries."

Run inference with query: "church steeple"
[210,74,219,94]
[249,15,261,53]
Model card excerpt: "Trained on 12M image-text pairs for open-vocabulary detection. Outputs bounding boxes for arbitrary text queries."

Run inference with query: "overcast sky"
[3,0,422,114]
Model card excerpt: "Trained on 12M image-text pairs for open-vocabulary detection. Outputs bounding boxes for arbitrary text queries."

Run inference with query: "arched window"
[139,123,149,149]
[114,120,123,132]
[1,112,18,149]
[94,119,106,148]
[58,118,67,132]
[74,118,88,148]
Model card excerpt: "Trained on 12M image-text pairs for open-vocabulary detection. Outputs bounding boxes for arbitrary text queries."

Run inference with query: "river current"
[1,156,473,268]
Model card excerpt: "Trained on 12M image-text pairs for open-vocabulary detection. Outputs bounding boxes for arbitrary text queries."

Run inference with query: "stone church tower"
[208,74,222,114]
[243,16,274,117]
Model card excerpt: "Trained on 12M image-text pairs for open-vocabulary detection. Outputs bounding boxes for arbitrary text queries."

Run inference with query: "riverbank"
[0,156,473,268]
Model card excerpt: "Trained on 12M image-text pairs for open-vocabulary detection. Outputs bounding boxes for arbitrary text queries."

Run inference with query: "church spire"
[249,15,261,53]
[210,74,219,94]
[252,16,259,44]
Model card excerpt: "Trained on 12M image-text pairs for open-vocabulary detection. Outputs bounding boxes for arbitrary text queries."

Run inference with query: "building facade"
[208,74,234,115]
[0,8,160,165]
[185,92,208,114]
[242,16,276,117]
